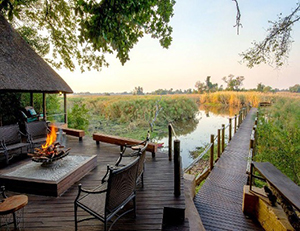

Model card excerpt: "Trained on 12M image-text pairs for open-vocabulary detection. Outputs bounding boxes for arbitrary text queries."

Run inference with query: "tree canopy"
[1,0,299,72]
[240,2,300,68]
[0,0,175,72]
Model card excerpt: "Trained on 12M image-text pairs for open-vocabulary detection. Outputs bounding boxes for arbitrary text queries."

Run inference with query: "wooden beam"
[93,133,158,155]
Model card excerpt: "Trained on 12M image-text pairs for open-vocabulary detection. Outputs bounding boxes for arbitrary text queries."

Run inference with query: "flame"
[42,125,57,149]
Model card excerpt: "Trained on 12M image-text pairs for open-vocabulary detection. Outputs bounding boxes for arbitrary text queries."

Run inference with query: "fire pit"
[28,125,70,166]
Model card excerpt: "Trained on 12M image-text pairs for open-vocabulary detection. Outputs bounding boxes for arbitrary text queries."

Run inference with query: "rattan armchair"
[74,156,140,231]
[115,132,150,187]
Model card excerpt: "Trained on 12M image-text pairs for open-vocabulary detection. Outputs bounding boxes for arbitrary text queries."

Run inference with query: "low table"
[0,155,97,196]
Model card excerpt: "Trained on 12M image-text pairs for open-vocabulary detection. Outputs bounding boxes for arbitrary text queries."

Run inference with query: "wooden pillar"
[210,134,214,171]
[234,114,237,133]
[64,93,67,125]
[42,93,46,121]
[174,139,181,197]
[217,129,221,158]
[222,124,225,153]
[168,123,172,161]
[229,118,232,141]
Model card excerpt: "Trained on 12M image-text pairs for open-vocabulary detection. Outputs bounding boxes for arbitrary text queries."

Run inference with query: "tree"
[195,81,206,94]
[133,86,144,95]
[222,74,245,91]
[0,0,175,72]
[289,84,300,93]
[241,2,300,68]
[195,76,218,93]
[257,82,265,92]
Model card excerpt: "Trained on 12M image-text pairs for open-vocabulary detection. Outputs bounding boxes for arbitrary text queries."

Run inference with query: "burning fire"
[29,124,71,163]
[42,125,57,149]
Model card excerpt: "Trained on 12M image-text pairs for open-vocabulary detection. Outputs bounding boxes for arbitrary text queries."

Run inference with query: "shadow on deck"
[0,137,187,231]
[194,108,263,231]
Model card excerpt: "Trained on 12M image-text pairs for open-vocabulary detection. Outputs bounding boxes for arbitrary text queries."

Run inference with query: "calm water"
[155,106,240,169]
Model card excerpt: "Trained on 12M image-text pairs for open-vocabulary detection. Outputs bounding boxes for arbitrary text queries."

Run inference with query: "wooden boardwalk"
[0,137,186,231]
[194,108,263,231]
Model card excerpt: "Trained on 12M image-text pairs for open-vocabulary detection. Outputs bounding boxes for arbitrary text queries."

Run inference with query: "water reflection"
[155,105,241,168]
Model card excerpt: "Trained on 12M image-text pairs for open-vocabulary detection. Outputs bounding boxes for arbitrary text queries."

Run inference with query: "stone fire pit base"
[0,155,97,196]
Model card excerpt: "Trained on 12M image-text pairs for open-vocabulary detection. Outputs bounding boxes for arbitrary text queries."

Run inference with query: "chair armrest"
[19,130,27,137]
[101,165,114,183]
[80,183,107,194]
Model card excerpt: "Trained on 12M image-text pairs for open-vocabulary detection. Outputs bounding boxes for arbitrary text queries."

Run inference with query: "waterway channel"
[155,106,241,169]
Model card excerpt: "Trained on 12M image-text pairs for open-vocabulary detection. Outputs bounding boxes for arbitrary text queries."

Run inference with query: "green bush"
[68,102,90,131]
[255,98,300,185]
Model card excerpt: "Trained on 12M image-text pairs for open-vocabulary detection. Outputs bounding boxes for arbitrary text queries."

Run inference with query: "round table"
[0,195,28,229]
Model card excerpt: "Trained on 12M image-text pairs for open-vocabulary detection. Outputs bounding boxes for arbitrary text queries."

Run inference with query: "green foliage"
[132,86,144,95]
[68,95,198,139]
[289,84,300,93]
[68,101,90,131]
[222,74,245,91]
[255,98,300,185]
[240,3,300,68]
[1,0,175,72]
[195,76,218,94]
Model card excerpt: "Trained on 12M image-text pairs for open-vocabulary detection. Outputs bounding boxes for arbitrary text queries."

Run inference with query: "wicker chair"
[25,121,49,150]
[74,156,140,231]
[115,132,150,187]
[0,124,29,164]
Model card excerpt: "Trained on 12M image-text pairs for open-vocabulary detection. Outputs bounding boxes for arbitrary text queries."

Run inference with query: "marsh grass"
[67,94,199,139]
[255,97,300,185]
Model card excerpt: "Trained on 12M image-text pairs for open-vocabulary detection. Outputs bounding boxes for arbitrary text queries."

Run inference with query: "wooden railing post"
[252,126,256,156]
[217,129,221,158]
[174,139,181,197]
[229,118,232,141]
[222,124,225,153]
[168,124,172,161]
[210,134,214,171]
[234,114,237,133]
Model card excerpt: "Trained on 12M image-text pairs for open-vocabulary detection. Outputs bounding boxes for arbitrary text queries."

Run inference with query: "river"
[154,106,241,169]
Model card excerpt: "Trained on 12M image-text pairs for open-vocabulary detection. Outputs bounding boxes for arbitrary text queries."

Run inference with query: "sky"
[56,0,300,93]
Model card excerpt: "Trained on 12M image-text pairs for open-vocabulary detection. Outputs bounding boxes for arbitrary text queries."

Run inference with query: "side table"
[0,195,28,230]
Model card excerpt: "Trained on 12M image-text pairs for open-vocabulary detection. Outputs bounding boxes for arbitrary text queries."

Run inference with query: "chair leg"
[13,212,17,229]
[133,196,136,218]
[74,203,78,231]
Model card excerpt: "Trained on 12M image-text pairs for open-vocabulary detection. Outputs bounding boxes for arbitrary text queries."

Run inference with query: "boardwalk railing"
[168,123,181,197]
[184,106,250,185]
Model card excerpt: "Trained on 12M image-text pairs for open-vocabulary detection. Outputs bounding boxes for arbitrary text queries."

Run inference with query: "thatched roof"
[0,16,73,94]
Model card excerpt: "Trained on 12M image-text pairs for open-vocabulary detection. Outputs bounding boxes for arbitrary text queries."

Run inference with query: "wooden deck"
[0,137,186,231]
[194,108,263,231]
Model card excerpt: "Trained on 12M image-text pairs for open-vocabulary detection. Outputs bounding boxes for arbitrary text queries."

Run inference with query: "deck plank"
[0,136,186,231]
[194,108,263,231]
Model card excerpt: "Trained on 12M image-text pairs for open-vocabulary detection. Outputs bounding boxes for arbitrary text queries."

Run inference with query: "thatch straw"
[0,16,73,93]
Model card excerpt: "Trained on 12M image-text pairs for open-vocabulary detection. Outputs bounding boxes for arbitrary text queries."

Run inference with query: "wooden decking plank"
[194,108,263,231]
[0,136,186,231]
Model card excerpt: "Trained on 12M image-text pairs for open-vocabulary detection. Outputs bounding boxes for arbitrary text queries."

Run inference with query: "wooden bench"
[250,162,300,212]
[93,133,158,157]
[49,125,85,141]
